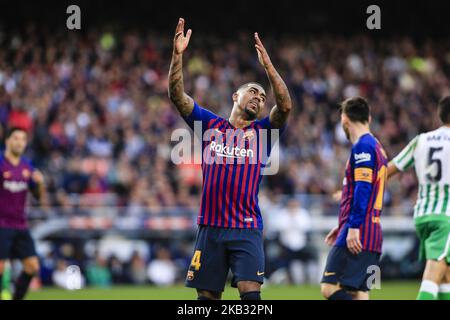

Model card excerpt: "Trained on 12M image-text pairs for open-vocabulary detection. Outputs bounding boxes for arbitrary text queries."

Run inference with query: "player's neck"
[4,150,21,166]
[350,126,371,144]
[229,110,254,129]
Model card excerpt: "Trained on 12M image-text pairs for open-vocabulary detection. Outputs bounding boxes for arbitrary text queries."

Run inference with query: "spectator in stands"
[86,253,112,287]
[275,198,317,284]
[147,247,177,286]
[126,251,147,285]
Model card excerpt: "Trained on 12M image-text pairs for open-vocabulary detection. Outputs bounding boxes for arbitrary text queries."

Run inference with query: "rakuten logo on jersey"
[354,152,371,164]
[3,181,28,193]
[209,141,254,159]
[171,121,283,175]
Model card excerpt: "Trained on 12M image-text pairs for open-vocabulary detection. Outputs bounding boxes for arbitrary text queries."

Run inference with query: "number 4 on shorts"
[191,250,202,270]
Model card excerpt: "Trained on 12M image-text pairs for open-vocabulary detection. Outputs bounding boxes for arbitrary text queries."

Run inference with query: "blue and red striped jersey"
[335,133,388,253]
[0,154,35,230]
[182,101,285,229]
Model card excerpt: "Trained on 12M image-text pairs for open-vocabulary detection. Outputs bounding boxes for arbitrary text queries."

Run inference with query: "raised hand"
[254,32,273,69]
[255,32,292,129]
[173,18,192,55]
[168,18,194,117]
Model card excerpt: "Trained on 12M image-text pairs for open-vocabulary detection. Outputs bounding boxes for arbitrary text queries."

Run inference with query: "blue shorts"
[321,246,380,292]
[0,228,37,260]
[185,225,265,293]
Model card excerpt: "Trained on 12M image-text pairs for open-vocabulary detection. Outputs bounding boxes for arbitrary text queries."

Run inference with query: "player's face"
[236,85,266,120]
[6,131,28,157]
[341,113,351,141]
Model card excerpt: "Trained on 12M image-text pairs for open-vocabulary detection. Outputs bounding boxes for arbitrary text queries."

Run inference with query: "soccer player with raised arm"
[0,127,47,300]
[387,96,450,300]
[168,18,291,300]
[321,97,388,300]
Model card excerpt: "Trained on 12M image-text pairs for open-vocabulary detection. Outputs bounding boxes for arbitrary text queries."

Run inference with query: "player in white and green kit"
[388,96,450,300]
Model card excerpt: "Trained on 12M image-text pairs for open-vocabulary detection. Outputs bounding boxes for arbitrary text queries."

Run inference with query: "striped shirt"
[393,126,450,223]
[182,101,285,229]
[0,154,35,229]
[335,134,388,253]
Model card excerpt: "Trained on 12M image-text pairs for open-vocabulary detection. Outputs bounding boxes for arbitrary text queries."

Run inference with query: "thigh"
[423,222,450,263]
[11,229,37,260]
[340,250,380,292]
[185,226,229,293]
[227,229,265,288]
[0,228,15,260]
[321,246,347,286]
[415,223,428,262]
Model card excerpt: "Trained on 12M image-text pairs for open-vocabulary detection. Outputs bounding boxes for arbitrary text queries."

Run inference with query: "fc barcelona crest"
[186,270,194,281]
[243,131,255,141]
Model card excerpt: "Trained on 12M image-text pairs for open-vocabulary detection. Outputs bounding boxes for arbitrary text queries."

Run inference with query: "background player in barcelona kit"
[321,97,388,300]
[168,18,292,300]
[0,127,47,300]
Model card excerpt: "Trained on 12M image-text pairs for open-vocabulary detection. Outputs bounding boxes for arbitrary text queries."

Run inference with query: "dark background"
[1,0,449,37]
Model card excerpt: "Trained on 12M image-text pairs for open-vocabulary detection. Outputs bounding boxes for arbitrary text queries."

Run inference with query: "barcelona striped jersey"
[335,133,388,253]
[0,154,35,229]
[182,101,285,229]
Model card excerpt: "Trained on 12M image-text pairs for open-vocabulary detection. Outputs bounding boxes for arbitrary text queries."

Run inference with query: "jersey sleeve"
[257,116,287,135]
[348,142,376,228]
[182,101,220,136]
[256,116,287,159]
[392,135,419,172]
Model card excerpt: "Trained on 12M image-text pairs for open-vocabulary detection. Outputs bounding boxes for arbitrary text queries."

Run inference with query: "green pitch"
[26,281,419,300]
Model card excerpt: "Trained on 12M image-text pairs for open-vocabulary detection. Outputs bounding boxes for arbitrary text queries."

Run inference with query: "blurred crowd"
[1,25,443,286]
[1,25,450,215]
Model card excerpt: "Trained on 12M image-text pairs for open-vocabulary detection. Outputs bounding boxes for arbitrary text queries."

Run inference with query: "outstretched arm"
[254,33,292,129]
[168,18,194,117]
[388,135,419,179]
[387,161,400,180]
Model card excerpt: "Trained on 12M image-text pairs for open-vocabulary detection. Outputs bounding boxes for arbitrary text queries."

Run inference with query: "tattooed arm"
[254,33,292,129]
[168,18,194,117]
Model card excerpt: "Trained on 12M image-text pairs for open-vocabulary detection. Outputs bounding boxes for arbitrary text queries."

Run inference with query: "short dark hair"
[340,97,371,124]
[237,82,265,92]
[438,96,450,124]
[6,127,27,139]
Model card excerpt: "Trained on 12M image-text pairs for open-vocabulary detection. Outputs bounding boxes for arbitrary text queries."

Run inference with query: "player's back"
[336,134,388,253]
[412,126,450,220]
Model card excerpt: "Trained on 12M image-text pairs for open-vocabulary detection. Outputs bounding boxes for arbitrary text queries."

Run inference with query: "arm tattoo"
[168,52,194,117]
[270,105,289,129]
[265,64,292,128]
